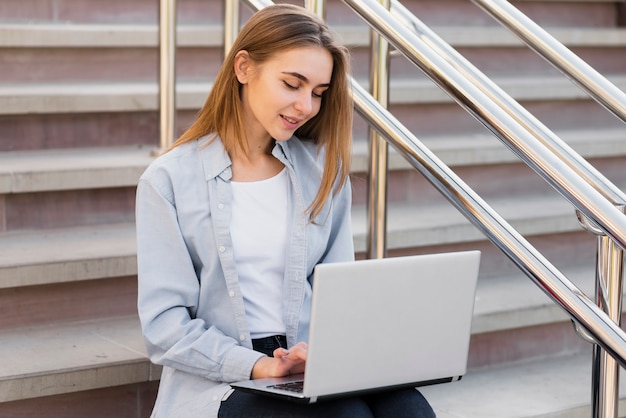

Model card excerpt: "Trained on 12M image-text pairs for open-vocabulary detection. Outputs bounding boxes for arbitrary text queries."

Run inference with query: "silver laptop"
[231,250,481,404]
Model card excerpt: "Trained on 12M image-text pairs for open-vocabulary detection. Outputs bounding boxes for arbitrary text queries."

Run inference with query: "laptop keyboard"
[269,380,304,393]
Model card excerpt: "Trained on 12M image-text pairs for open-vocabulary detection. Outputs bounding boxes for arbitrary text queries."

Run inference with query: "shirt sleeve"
[135,175,264,383]
[318,176,355,264]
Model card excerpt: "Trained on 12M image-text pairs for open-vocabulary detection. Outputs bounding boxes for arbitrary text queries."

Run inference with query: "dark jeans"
[218,387,436,418]
[218,336,436,418]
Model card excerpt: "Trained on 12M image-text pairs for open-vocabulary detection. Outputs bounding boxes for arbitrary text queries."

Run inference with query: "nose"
[294,91,313,116]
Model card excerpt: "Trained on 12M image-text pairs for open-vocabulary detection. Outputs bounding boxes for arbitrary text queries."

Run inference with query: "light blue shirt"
[136,135,354,417]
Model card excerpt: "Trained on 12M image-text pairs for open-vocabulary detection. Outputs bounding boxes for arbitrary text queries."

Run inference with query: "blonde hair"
[171,4,353,221]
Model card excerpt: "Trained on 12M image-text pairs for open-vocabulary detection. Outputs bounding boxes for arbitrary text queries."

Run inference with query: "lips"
[281,114,301,129]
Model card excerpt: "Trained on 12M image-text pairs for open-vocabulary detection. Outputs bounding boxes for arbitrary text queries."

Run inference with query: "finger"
[292,342,308,350]
[272,347,290,359]
[286,345,307,361]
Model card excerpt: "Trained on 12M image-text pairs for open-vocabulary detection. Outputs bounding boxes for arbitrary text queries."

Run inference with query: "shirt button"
[229,290,235,297]
[218,203,224,209]
[240,335,246,341]
[219,246,226,253]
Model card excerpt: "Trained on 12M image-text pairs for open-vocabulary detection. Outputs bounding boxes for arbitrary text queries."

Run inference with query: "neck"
[230,144,284,182]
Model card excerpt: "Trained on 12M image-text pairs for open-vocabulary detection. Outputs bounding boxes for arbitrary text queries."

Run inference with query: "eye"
[283,81,298,91]
[313,88,329,99]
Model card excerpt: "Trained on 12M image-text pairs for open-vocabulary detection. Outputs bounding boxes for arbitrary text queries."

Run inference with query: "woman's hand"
[251,342,308,379]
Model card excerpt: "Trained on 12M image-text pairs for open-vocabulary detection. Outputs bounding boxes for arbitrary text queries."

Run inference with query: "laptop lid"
[231,250,481,403]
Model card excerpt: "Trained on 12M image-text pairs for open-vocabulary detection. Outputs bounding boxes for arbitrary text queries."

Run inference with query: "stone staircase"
[1,0,626,416]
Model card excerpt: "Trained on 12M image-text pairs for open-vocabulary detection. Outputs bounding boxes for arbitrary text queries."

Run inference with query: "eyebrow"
[282,71,330,88]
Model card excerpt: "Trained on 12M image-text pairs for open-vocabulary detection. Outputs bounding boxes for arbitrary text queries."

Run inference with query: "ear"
[234,50,252,84]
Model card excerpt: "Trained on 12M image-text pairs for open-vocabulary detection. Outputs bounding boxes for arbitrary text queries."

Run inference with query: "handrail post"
[224,0,240,56]
[158,0,177,152]
[591,208,625,418]
[578,206,625,418]
[366,0,391,259]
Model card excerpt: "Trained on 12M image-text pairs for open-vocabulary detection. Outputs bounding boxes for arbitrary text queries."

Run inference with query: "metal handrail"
[342,0,626,249]
[472,0,626,125]
[460,2,626,416]
[349,75,626,368]
[388,3,625,416]
[390,0,626,207]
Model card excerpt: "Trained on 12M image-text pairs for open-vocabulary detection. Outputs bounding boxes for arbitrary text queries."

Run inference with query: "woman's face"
[235,46,333,145]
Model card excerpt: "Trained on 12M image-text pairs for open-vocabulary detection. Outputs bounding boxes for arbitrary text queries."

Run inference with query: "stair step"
[473,264,598,335]
[2,128,624,194]
[353,195,581,251]
[420,351,626,418]
[0,194,583,289]
[0,223,136,289]
[0,218,603,332]
[352,128,626,171]
[2,23,625,49]
[0,23,223,48]
[3,24,624,82]
[0,315,158,403]
[0,145,154,193]
[3,76,626,115]
[0,263,615,405]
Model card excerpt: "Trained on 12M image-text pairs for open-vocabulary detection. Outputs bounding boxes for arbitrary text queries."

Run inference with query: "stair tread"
[420,351,626,418]
[0,145,155,193]
[0,194,580,286]
[473,265,597,334]
[0,315,157,402]
[353,194,582,250]
[2,127,624,193]
[0,223,137,288]
[2,23,625,48]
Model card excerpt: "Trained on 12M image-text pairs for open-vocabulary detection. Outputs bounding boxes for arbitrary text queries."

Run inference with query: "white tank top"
[230,168,290,339]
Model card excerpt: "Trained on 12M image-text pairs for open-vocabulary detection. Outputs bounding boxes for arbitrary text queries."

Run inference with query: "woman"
[136,4,435,417]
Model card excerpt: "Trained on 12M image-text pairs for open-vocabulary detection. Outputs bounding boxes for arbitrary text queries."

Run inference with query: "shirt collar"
[199,135,297,182]
[199,136,232,181]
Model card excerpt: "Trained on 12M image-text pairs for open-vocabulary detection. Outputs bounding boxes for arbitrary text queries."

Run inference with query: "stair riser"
[401,1,621,27]
[0,382,158,418]
[0,276,138,331]
[391,46,626,79]
[468,319,594,370]
[4,42,624,83]
[382,230,598,279]
[0,0,221,24]
[3,188,136,232]
[1,47,223,84]
[0,112,174,151]
[368,100,626,138]
[1,0,619,27]
[352,156,626,206]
